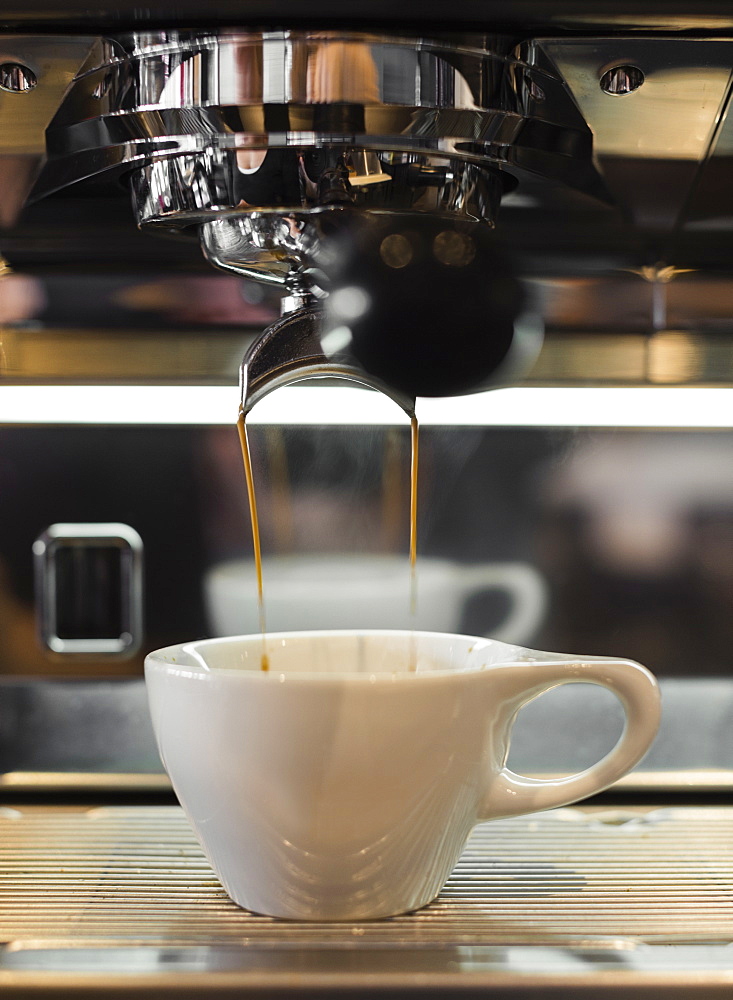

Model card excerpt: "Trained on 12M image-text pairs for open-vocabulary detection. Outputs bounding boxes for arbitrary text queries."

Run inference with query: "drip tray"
[1,805,732,996]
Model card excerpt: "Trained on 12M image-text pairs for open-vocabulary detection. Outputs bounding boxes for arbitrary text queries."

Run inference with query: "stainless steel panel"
[2,328,733,387]
[0,35,93,225]
[0,805,732,995]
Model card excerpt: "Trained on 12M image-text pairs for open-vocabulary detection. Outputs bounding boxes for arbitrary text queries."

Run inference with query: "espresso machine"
[1,4,733,996]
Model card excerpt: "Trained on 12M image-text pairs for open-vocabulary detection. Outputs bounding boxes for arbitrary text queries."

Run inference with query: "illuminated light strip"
[0,385,732,427]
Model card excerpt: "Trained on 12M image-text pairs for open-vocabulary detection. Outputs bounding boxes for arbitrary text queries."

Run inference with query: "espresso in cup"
[145,629,660,921]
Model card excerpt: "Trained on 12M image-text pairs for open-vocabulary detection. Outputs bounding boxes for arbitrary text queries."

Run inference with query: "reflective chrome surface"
[0,35,94,226]
[239,305,416,417]
[542,38,733,233]
[1,805,733,994]
[0,28,596,366]
[33,522,144,657]
[135,153,504,287]
[33,31,598,201]
[6,30,733,315]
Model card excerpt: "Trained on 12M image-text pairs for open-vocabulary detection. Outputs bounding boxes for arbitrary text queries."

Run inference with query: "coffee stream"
[238,407,420,672]
[237,409,270,672]
[409,414,419,613]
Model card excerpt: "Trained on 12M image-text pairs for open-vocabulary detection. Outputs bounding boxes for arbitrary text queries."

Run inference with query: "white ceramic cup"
[204,555,548,644]
[145,629,660,922]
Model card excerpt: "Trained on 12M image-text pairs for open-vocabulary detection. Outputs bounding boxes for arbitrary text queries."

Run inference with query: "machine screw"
[0,62,37,93]
[599,64,644,96]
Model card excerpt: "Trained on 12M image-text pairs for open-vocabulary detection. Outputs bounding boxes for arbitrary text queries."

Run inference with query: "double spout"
[239,303,416,419]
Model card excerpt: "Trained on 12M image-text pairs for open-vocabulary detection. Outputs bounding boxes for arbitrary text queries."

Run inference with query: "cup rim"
[144,629,528,681]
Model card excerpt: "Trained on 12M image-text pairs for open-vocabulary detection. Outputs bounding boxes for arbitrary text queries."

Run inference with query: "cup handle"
[480,657,661,820]
[457,563,548,644]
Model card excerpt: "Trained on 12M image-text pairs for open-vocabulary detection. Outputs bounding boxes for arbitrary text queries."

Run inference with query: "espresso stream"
[237,408,419,671]
[237,410,270,671]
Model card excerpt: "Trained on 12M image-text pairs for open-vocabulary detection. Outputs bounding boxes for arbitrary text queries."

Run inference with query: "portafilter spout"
[239,304,416,419]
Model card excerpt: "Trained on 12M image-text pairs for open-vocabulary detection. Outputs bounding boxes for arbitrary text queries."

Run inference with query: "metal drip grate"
[1,805,733,993]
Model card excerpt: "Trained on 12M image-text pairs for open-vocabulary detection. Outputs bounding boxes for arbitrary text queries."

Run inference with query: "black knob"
[317,212,529,398]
